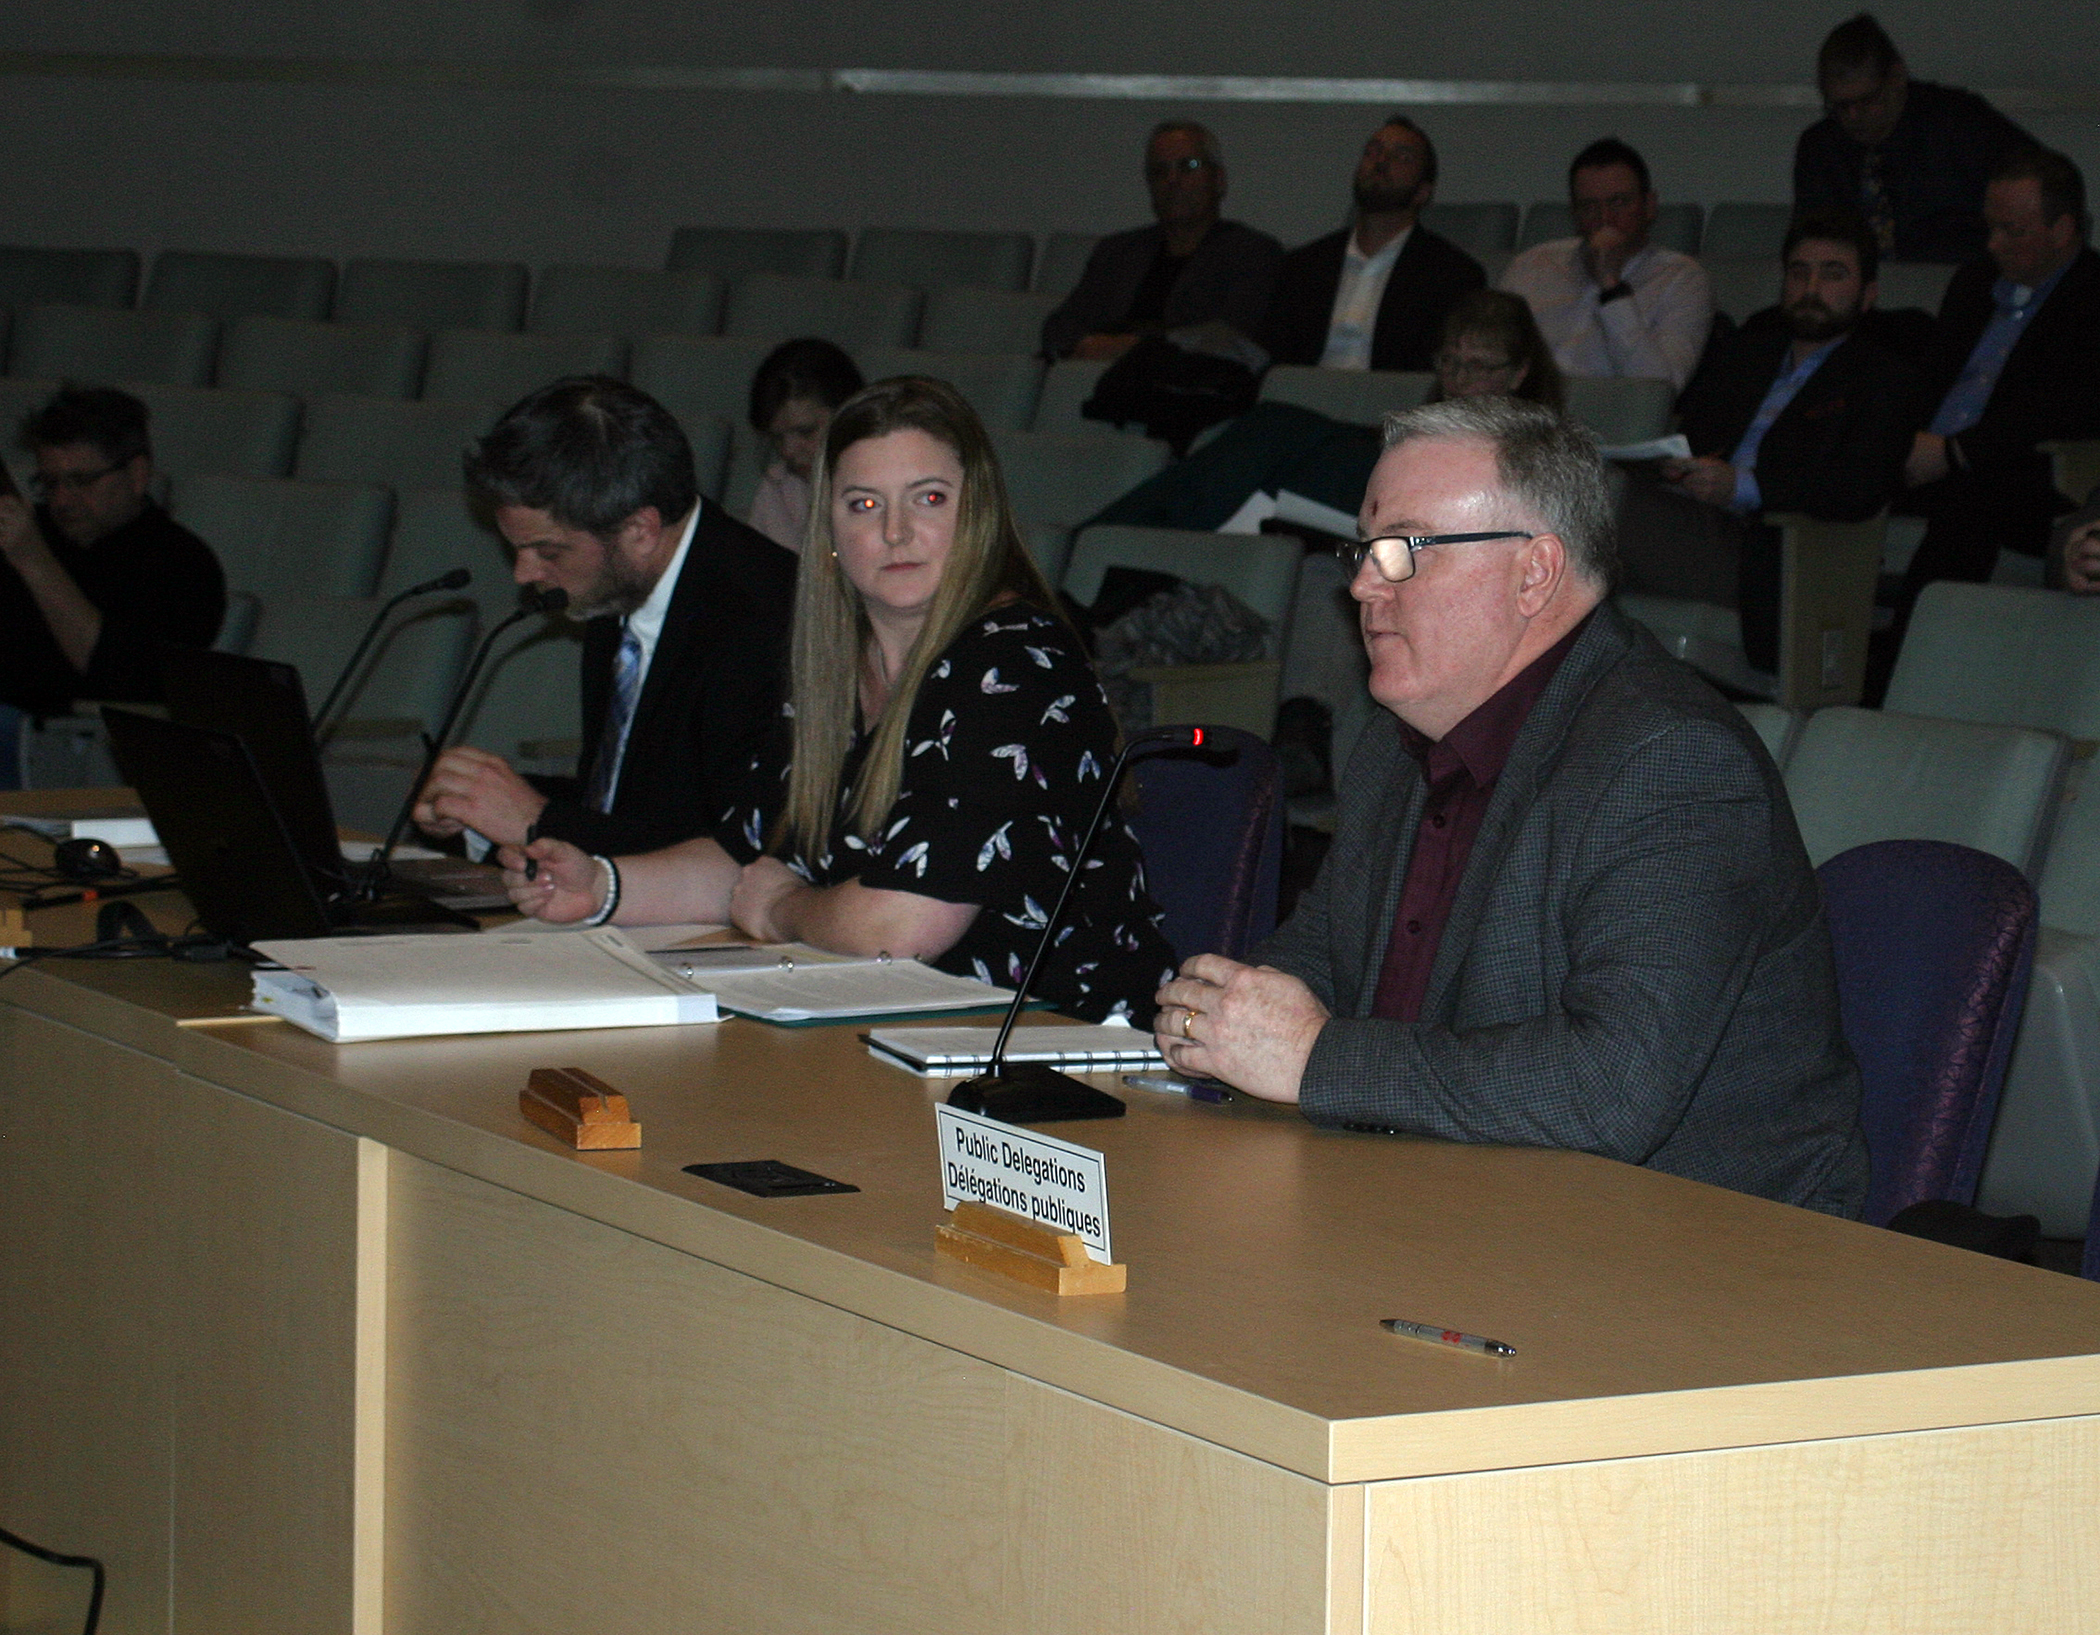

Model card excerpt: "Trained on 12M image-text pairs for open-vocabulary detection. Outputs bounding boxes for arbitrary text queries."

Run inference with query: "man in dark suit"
[1153,398,1868,1216]
[1039,122,1283,362]
[1899,147,2100,607]
[1258,116,1485,374]
[413,376,795,858]
[1620,210,1916,670]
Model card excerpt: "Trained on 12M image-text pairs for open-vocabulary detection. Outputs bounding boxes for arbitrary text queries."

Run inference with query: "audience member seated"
[1258,116,1485,373]
[1618,210,1916,670]
[745,338,864,554]
[1427,290,1565,411]
[1794,12,2037,265]
[2057,488,2100,593]
[506,377,1178,1023]
[0,387,225,787]
[1897,148,2100,610]
[412,376,796,858]
[1040,122,1284,363]
[1500,138,1713,391]
[1149,398,1869,1216]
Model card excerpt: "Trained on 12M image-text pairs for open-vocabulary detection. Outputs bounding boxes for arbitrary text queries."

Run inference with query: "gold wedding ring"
[1179,1006,1201,1040]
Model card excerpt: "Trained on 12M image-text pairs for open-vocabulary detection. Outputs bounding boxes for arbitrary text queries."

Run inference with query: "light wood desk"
[4,920,2100,1631]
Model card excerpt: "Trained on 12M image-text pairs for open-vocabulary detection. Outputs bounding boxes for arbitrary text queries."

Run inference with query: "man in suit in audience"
[1499,138,1714,390]
[1898,147,2100,607]
[413,376,796,858]
[1153,397,1868,1217]
[1794,13,2036,266]
[1258,116,1486,374]
[1040,122,1284,362]
[1618,210,1917,670]
[0,386,225,787]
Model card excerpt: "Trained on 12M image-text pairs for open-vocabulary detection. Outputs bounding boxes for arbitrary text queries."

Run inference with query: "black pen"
[522,820,540,881]
[1380,1317,1515,1357]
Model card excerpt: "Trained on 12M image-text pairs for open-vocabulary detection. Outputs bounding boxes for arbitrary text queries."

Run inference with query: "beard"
[1784,296,1860,342]
[1353,176,1423,216]
[564,549,658,621]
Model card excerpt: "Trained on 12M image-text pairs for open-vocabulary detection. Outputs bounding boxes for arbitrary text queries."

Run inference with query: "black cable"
[0,1523,104,1634]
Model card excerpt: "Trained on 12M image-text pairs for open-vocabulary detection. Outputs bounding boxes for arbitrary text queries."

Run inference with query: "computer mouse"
[53,837,125,882]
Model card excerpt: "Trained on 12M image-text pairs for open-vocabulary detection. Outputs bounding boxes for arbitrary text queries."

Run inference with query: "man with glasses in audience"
[0,386,225,788]
[1499,138,1713,390]
[1152,398,1867,1217]
[1258,115,1485,374]
[1794,13,2034,266]
[1040,121,1283,362]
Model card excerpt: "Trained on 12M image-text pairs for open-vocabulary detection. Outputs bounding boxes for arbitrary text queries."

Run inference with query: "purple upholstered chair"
[1129,725,1283,963]
[1819,839,2039,1229]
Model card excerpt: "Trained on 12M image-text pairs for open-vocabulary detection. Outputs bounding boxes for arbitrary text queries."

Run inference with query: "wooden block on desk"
[520,1066,641,1151]
[1,907,28,947]
[935,1200,1126,1296]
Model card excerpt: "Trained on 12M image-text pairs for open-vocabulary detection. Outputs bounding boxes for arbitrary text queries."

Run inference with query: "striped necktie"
[586,626,644,814]
[1860,149,1896,256]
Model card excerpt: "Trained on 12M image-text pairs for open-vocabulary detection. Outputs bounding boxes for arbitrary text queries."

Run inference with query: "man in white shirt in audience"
[1500,138,1714,390]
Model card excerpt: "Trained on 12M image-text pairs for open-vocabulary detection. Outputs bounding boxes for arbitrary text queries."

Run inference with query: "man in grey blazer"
[1155,398,1869,1217]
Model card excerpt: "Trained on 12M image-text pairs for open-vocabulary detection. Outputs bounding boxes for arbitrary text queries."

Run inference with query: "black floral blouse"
[719,604,1177,1022]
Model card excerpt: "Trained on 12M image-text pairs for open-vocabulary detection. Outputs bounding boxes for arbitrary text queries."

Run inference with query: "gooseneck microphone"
[948,724,1207,1125]
[357,584,567,899]
[311,568,474,740]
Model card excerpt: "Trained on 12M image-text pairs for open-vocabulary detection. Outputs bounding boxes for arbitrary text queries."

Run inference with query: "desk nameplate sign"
[932,1104,1125,1295]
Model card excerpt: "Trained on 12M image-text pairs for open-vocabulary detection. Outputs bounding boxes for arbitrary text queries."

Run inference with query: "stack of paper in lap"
[865,1024,1165,1076]
[7,809,158,847]
[250,928,719,1042]
[646,943,1013,1023]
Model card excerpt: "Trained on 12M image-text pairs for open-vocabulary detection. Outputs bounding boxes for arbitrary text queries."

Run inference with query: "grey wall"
[1,0,2095,267]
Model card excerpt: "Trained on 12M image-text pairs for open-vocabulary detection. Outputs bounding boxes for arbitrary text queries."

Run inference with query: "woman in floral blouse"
[506,377,1175,1022]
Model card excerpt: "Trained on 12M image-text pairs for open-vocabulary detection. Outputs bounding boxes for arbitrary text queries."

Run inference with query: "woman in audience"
[1427,289,1565,411]
[508,377,1177,1022]
[744,338,863,552]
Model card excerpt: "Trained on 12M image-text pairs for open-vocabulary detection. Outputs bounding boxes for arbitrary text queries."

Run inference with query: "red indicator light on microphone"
[1190,727,1205,746]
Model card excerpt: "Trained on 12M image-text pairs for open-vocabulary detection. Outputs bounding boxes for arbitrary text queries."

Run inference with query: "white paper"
[868,1024,1163,1076]
[1598,434,1692,463]
[1273,488,1362,539]
[694,959,1011,1023]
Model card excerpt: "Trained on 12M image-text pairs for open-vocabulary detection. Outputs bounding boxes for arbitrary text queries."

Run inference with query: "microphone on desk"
[357,584,567,900]
[947,724,1210,1125]
[311,568,475,741]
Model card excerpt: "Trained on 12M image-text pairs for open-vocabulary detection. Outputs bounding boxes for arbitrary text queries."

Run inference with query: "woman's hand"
[729,855,810,942]
[500,836,607,923]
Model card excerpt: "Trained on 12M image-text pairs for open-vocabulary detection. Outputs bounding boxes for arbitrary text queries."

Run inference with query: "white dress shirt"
[1319,226,1411,371]
[621,502,699,708]
[1499,238,1713,389]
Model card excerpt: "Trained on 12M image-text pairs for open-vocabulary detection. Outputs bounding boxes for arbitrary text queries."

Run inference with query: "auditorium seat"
[335,258,528,333]
[529,266,724,339]
[1128,724,1284,962]
[381,487,517,624]
[450,621,587,777]
[9,305,217,387]
[717,423,775,518]
[1259,365,1435,426]
[991,430,1170,541]
[295,394,506,488]
[1563,376,1674,444]
[1885,583,2100,735]
[1735,702,1805,768]
[629,334,773,431]
[251,592,476,740]
[0,378,58,489]
[421,330,629,404]
[850,229,1034,292]
[1033,234,1099,298]
[917,287,1061,355]
[857,346,1043,430]
[168,473,393,600]
[1701,203,1794,262]
[688,414,733,504]
[665,227,848,281]
[722,273,923,350]
[125,384,301,479]
[1021,523,1073,587]
[1876,261,1958,314]
[1031,358,1115,437]
[216,315,428,399]
[1783,706,2067,875]
[0,246,139,312]
[1520,202,1704,255]
[1419,202,1521,257]
[145,252,336,323]
[1706,260,1780,325]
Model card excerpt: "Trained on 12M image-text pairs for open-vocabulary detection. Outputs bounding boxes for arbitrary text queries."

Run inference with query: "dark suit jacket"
[1040,220,1283,359]
[531,500,796,856]
[1923,246,2100,505]
[1261,604,1870,1216]
[1675,313,1919,521]
[1258,223,1485,372]
[1793,81,2034,264]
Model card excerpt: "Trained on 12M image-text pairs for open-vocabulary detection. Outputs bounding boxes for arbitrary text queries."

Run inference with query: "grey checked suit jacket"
[1261,603,1869,1217]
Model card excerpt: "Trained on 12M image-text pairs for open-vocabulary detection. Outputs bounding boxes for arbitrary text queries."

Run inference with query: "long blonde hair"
[779,377,1060,860]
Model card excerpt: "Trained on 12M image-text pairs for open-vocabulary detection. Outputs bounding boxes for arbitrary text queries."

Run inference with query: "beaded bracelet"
[582,854,621,926]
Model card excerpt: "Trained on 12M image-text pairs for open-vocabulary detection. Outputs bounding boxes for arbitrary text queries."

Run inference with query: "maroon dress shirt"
[1370,615,1592,1022]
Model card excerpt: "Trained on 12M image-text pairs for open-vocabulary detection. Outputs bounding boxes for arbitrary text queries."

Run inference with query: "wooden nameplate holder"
[935,1201,1126,1296]
[520,1067,640,1150]
[0,907,27,948]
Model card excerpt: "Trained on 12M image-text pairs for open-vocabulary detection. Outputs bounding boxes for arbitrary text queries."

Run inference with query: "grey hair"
[1148,120,1224,167]
[1380,397,1618,590]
